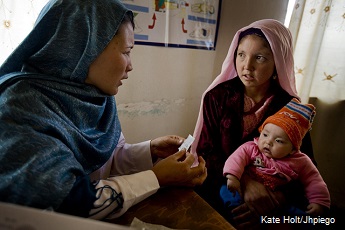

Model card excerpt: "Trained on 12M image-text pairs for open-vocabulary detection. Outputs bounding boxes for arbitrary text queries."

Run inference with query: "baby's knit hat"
[259,98,316,150]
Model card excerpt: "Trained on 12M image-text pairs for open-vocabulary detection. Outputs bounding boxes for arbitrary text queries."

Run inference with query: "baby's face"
[258,123,294,159]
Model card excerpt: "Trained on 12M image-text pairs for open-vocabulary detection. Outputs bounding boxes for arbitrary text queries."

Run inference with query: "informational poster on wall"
[121,0,221,50]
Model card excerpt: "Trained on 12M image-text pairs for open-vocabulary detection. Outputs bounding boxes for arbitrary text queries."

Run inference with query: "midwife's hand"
[231,173,285,229]
[150,135,184,159]
[152,149,207,187]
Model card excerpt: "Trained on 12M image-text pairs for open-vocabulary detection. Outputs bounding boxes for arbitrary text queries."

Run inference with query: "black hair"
[122,11,135,30]
[238,28,269,44]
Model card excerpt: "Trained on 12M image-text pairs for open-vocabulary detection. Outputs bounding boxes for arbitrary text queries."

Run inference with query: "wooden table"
[110,187,236,230]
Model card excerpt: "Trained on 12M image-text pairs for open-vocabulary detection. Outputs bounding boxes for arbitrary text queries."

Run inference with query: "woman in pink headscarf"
[192,19,315,228]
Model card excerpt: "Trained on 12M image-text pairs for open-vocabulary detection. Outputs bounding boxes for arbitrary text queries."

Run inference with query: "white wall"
[116,0,289,143]
[116,45,216,142]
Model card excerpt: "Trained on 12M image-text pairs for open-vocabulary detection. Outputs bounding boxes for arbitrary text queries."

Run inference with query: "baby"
[222,98,330,215]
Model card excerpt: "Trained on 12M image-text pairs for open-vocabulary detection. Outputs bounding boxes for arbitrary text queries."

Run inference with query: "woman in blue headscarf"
[0,0,207,219]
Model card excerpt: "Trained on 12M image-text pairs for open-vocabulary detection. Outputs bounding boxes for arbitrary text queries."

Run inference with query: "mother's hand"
[232,173,285,229]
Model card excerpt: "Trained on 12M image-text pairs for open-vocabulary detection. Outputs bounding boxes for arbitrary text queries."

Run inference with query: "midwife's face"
[86,21,134,95]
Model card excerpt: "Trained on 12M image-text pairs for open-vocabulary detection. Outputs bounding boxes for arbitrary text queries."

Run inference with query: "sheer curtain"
[289,0,345,104]
[289,0,345,209]
[0,0,48,65]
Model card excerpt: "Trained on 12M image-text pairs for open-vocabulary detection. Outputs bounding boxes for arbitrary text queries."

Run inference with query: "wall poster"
[121,0,221,50]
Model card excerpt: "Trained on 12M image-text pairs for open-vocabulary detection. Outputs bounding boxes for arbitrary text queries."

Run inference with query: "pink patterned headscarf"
[191,19,299,165]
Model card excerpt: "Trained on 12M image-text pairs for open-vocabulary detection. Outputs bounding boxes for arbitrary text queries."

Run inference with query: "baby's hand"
[226,174,241,197]
[306,203,326,216]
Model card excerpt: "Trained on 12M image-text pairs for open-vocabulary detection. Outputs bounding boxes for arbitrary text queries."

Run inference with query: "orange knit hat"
[259,98,316,150]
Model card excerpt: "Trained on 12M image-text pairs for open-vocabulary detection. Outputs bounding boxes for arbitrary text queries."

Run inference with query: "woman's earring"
[272,75,277,80]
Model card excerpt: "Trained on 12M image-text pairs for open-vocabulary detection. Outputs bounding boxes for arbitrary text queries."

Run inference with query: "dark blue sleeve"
[56,175,97,217]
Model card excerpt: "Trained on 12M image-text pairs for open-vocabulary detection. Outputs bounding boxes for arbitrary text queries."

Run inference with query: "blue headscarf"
[0,0,130,209]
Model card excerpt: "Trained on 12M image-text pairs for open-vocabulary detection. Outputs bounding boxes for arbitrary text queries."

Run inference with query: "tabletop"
[109,187,236,230]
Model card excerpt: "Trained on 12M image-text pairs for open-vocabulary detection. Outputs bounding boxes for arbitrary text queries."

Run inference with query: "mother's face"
[235,34,275,91]
[86,21,134,95]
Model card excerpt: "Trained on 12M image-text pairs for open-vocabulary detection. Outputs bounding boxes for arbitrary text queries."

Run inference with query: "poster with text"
[121,0,221,50]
